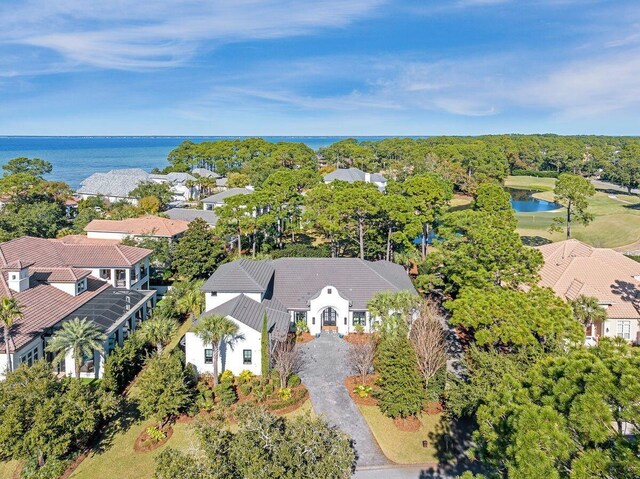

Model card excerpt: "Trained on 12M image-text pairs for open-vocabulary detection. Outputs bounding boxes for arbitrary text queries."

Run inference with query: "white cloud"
[0,0,385,70]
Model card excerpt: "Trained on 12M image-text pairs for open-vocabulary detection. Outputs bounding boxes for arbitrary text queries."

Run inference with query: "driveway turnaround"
[299,333,389,467]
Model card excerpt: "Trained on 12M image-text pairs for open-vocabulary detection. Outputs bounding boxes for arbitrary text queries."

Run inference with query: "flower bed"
[343,333,374,345]
[345,374,379,406]
[296,332,316,344]
[133,425,173,453]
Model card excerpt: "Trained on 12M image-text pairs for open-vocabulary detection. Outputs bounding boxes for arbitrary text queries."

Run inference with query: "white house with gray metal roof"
[323,167,387,190]
[78,168,199,204]
[185,257,417,376]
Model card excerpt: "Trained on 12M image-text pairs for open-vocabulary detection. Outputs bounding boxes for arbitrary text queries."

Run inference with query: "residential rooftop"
[84,215,190,238]
[201,187,253,204]
[165,208,219,226]
[202,257,416,310]
[323,167,387,185]
[536,239,640,319]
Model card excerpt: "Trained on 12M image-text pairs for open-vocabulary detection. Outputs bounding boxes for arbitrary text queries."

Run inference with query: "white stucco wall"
[307,286,350,336]
[602,318,640,343]
[186,318,263,376]
[205,291,262,311]
[86,231,127,240]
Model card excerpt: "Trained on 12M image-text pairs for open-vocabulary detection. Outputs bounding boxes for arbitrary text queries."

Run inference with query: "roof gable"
[202,259,274,293]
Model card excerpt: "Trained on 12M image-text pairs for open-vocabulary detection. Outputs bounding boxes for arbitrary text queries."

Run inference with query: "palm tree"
[139,315,178,354]
[0,297,22,374]
[194,314,239,385]
[45,317,105,379]
[176,280,205,323]
[570,295,607,336]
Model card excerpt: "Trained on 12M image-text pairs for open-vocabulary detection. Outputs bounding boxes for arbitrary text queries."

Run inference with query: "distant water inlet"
[506,187,562,212]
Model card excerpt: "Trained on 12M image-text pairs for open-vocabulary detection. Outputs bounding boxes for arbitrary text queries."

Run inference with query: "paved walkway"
[299,333,389,467]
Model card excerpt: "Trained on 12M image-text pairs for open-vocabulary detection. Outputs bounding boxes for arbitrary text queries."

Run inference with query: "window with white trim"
[243,349,252,365]
[617,320,631,340]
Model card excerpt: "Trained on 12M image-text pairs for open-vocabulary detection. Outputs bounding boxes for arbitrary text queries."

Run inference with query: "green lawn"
[357,405,442,464]
[0,460,18,479]
[70,398,315,478]
[505,176,640,249]
[70,414,193,479]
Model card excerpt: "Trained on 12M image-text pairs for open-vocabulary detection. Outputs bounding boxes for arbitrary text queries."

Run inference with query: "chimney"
[6,261,31,293]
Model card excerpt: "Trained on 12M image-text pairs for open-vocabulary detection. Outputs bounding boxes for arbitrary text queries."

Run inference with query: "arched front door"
[321,307,337,327]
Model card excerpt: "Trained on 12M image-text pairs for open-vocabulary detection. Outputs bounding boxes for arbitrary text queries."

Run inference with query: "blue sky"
[1,0,639,135]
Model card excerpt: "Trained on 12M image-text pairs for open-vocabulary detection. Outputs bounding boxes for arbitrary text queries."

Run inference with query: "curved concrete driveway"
[299,333,388,467]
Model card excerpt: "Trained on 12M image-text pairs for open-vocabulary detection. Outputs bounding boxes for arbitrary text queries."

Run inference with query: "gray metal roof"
[150,172,195,184]
[323,167,387,184]
[78,169,150,198]
[202,188,253,204]
[165,208,219,226]
[201,187,252,204]
[191,168,222,179]
[201,257,416,310]
[196,293,289,340]
[271,258,415,309]
[202,259,274,293]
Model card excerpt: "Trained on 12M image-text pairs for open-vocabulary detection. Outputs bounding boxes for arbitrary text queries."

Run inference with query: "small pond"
[506,187,562,213]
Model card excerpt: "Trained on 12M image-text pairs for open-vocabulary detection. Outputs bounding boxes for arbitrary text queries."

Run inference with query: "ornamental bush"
[237,370,254,384]
[375,335,425,418]
[287,374,301,388]
[219,370,234,384]
[214,381,238,406]
[239,383,252,397]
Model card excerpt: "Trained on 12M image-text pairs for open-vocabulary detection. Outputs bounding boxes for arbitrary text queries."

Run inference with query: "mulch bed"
[296,332,316,344]
[133,425,174,453]
[344,374,379,406]
[423,402,443,415]
[393,415,421,432]
[343,333,374,345]
[271,387,309,416]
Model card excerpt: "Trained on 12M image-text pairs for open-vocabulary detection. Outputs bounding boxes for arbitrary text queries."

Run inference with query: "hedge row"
[511,169,559,178]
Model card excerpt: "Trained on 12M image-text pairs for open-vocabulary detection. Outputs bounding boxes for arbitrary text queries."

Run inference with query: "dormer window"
[77,279,87,294]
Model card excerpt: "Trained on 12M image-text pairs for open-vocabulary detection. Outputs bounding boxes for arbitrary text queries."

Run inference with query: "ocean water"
[0,136,390,189]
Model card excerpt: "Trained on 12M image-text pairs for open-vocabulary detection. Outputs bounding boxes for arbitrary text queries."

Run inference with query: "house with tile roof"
[185,257,417,376]
[77,168,199,204]
[0,236,156,379]
[85,215,190,241]
[323,167,387,191]
[536,239,640,343]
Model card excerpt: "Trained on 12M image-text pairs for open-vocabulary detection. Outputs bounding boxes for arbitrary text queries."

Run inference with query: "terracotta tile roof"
[56,235,121,245]
[536,239,640,319]
[0,236,151,268]
[30,267,91,282]
[0,277,111,352]
[84,216,189,238]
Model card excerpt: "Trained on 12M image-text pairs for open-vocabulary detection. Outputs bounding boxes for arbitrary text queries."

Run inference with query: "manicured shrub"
[146,425,167,442]
[278,387,292,401]
[287,374,301,388]
[266,387,308,411]
[214,381,237,406]
[353,384,372,398]
[272,376,281,388]
[239,383,252,397]
[237,370,254,384]
[375,335,425,418]
[252,385,266,402]
[219,370,234,384]
[511,169,559,178]
[264,383,274,396]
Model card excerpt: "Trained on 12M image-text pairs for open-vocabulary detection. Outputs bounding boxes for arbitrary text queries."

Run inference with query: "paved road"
[299,333,389,467]
[354,465,455,479]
